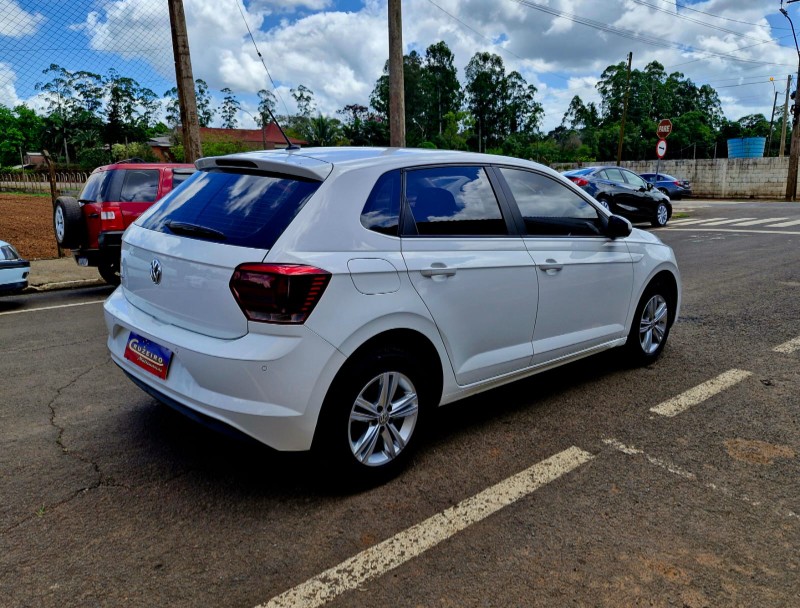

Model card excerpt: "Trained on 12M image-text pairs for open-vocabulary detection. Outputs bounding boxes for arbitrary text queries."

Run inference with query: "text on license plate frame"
[124,332,173,380]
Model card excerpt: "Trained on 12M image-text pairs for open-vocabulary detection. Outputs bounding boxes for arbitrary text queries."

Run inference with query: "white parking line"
[774,336,800,354]
[699,217,756,226]
[666,217,727,226]
[0,300,106,316]
[649,369,753,417]
[257,447,594,608]
[765,218,800,228]
[729,217,788,226]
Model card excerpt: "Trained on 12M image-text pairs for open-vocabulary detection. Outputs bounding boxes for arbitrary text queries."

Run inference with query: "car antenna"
[235,0,300,151]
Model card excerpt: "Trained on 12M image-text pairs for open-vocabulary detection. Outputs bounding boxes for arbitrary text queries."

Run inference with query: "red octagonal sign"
[657,119,673,139]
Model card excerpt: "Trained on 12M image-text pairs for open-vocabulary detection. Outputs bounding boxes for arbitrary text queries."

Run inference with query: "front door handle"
[539,259,563,274]
[420,264,457,278]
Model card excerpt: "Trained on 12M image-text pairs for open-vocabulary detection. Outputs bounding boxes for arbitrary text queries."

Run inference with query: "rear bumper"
[104,288,346,451]
[0,262,29,293]
[73,231,123,267]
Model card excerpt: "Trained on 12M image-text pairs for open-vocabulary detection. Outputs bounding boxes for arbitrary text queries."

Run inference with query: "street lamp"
[767,77,778,156]
[780,1,800,200]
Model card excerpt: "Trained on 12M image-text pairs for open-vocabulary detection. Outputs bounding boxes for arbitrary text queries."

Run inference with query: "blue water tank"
[727,137,766,158]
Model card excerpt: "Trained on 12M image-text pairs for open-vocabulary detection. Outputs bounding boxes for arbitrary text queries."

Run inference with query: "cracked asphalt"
[1,201,799,607]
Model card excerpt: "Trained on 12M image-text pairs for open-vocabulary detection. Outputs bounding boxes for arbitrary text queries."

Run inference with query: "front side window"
[499,168,601,237]
[405,166,507,236]
[139,169,321,249]
[120,169,160,202]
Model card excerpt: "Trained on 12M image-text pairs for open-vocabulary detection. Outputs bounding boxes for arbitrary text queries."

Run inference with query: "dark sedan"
[640,173,692,200]
[563,166,672,227]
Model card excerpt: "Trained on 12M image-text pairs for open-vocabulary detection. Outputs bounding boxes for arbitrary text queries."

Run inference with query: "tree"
[302,115,344,146]
[220,87,240,129]
[291,84,316,118]
[465,52,507,150]
[422,41,461,137]
[195,79,215,127]
[505,71,543,135]
[164,87,180,128]
[257,89,277,126]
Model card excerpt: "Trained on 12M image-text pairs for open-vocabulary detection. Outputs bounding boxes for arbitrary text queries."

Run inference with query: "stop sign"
[657,119,673,139]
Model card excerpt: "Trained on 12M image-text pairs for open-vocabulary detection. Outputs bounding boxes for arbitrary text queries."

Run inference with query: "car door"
[620,169,658,218]
[496,167,634,365]
[400,165,539,386]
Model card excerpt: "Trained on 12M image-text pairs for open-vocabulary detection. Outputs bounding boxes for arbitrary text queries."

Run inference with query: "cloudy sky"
[0,0,796,133]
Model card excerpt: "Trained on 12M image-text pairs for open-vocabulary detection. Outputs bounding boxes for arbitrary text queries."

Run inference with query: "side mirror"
[606,214,632,239]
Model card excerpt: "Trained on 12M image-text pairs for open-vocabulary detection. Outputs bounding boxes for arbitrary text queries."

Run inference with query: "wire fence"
[0,171,88,196]
[0,0,177,117]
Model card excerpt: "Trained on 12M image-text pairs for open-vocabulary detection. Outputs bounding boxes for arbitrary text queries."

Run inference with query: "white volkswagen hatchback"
[105,148,680,481]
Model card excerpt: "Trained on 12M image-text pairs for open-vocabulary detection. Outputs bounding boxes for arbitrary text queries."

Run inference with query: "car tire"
[314,345,429,485]
[597,197,611,211]
[53,196,83,249]
[625,281,673,365]
[658,187,670,197]
[651,202,669,227]
[98,259,121,286]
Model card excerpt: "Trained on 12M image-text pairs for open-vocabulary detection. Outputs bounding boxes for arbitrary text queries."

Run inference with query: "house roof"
[199,123,306,147]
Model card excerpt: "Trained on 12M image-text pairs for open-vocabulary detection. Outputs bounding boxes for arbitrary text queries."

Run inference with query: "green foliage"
[77,147,112,169]
[111,142,157,162]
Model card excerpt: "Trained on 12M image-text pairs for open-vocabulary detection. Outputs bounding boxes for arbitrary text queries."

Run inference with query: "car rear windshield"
[138,169,321,249]
[564,168,593,176]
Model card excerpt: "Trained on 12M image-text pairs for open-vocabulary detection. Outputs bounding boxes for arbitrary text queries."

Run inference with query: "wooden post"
[168,0,203,162]
[388,0,406,147]
[780,74,791,157]
[42,149,64,258]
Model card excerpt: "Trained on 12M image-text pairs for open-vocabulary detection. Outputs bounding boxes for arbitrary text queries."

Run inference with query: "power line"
[508,0,795,69]
[651,0,788,31]
[629,0,776,44]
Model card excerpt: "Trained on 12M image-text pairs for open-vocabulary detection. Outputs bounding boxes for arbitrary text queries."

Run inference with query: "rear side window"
[120,169,160,202]
[139,169,321,249]
[361,170,400,236]
[79,171,112,203]
[171,169,195,189]
[405,166,507,236]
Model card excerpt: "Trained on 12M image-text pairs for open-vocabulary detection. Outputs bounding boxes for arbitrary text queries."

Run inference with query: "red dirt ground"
[0,192,64,260]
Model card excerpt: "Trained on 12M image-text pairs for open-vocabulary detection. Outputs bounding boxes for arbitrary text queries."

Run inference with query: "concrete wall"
[551,157,794,199]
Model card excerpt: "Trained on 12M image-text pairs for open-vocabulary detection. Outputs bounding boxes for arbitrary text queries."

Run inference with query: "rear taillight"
[673,181,682,187]
[100,202,124,231]
[229,263,331,324]
[569,176,589,187]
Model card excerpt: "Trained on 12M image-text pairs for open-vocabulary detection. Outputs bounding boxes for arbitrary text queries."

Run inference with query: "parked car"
[640,173,692,200]
[105,148,681,483]
[53,160,195,285]
[563,166,672,227]
[0,239,29,295]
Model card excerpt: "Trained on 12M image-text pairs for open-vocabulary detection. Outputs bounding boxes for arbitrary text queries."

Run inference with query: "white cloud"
[63,0,797,132]
[0,1,45,38]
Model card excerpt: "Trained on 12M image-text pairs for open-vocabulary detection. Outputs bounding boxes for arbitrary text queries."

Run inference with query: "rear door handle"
[420,264,457,278]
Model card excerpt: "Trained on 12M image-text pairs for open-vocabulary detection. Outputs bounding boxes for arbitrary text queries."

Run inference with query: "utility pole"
[767,78,778,156]
[780,74,791,157]
[781,3,800,200]
[616,52,633,166]
[388,0,406,147]
[168,0,202,162]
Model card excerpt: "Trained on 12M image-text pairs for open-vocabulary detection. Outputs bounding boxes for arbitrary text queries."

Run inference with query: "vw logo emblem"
[150,259,162,285]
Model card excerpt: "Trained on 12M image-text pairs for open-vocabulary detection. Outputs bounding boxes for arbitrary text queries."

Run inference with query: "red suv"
[53,160,195,284]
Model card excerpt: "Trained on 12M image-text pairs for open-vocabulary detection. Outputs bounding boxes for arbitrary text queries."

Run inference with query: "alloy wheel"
[639,294,668,355]
[348,371,419,467]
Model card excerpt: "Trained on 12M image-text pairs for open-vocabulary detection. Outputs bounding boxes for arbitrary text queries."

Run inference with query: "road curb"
[23,278,107,293]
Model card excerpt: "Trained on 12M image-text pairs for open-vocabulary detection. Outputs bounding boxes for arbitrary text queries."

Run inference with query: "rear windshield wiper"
[165,220,227,241]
